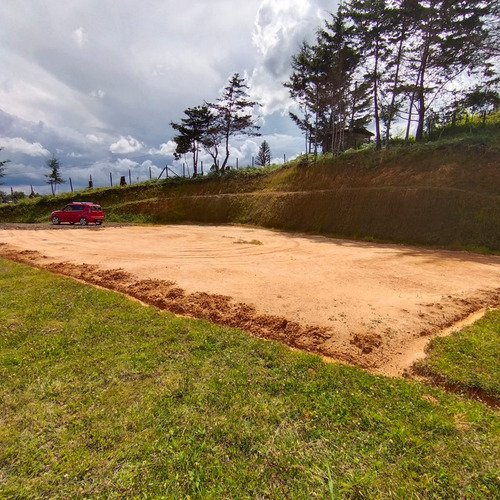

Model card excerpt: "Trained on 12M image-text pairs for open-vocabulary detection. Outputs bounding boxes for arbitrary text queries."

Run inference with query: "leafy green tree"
[45,155,64,195]
[288,0,498,147]
[214,73,260,171]
[317,9,366,153]
[378,0,420,146]
[255,140,271,166]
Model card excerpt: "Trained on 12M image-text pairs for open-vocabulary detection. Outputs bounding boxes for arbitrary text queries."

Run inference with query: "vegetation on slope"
[1,128,500,250]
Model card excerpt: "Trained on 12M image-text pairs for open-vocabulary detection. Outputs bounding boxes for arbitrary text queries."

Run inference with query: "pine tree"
[171,105,215,177]
[45,155,64,195]
[285,6,367,155]
[405,0,496,141]
[215,73,260,171]
[0,147,9,185]
[285,41,318,155]
[348,0,391,149]
[256,140,272,166]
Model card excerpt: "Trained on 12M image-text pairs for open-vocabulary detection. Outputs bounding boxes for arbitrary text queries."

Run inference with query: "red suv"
[50,202,104,226]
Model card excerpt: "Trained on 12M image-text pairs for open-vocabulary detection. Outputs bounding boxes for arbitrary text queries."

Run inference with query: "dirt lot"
[1,223,499,376]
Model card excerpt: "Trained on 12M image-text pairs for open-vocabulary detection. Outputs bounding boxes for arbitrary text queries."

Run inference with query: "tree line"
[284,0,500,154]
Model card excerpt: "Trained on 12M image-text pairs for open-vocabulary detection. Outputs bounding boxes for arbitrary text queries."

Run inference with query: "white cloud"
[86,134,103,144]
[90,89,105,99]
[252,0,312,57]
[116,158,139,169]
[0,136,49,156]
[110,136,145,154]
[152,141,177,156]
[72,27,88,48]
[250,0,334,115]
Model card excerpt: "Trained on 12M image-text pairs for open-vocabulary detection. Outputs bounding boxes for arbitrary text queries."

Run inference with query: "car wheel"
[51,216,60,225]
[79,217,88,226]
[95,220,102,225]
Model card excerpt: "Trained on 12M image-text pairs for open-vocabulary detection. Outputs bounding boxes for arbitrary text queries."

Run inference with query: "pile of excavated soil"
[1,223,499,376]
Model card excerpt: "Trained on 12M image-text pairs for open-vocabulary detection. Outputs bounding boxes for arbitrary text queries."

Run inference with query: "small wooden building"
[323,127,374,152]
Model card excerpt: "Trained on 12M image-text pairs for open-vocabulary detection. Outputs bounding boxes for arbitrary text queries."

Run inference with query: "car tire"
[51,216,60,225]
[79,217,87,226]
[95,220,102,225]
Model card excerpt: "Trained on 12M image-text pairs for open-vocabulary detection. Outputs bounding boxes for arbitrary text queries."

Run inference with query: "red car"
[50,201,104,226]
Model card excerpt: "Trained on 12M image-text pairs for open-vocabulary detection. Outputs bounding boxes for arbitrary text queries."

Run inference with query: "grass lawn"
[1,257,499,499]
[416,309,500,403]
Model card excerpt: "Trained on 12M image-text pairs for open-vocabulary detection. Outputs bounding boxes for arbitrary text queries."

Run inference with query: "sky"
[0,0,338,195]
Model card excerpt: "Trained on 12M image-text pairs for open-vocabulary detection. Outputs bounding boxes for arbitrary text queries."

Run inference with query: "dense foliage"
[255,140,272,166]
[285,0,500,153]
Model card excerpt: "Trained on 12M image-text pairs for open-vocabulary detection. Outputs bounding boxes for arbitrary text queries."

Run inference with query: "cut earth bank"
[1,223,499,377]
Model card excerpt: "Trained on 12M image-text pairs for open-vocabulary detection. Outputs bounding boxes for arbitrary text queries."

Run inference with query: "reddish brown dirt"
[1,223,499,376]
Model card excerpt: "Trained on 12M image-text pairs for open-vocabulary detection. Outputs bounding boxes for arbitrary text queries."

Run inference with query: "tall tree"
[45,155,64,195]
[285,41,319,155]
[255,140,272,166]
[286,6,368,155]
[0,147,9,185]
[318,8,368,153]
[171,105,215,177]
[379,0,420,146]
[348,0,390,149]
[215,73,260,171]
[405,0,496,141]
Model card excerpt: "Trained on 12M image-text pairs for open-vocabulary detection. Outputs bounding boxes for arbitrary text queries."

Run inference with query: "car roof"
[69,201,99,205]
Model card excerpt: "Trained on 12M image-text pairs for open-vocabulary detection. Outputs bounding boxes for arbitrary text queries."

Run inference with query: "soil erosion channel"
[1,224,499,376]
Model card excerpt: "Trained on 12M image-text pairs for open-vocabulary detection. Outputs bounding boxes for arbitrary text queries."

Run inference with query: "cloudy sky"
[0,0,338,195]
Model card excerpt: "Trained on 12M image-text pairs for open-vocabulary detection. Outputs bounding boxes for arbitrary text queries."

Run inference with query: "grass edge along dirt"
[415,309,500,404]
[1,258,499,499]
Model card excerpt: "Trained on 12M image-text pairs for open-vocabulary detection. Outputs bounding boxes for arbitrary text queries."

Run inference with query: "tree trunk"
[373,38,382,150]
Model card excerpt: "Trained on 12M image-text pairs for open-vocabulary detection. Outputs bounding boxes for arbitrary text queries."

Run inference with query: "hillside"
[1,138,500,250]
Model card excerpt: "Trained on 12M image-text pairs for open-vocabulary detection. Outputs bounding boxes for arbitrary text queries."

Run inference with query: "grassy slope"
[2,134,500,250]
[1,257,500,499]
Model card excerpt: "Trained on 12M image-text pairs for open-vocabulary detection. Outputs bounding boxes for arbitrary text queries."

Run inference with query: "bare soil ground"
[1,223,499,376]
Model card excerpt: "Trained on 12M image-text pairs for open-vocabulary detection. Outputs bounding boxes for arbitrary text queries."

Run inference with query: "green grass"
[1,258,500,499]
[415,310,500,402]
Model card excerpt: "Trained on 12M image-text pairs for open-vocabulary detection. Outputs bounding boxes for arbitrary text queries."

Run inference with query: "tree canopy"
[256,140,272,166]
[285,0,499,151]
[171,73,260,174]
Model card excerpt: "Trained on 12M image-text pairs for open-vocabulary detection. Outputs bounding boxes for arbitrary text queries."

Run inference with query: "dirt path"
[1,223,499,376]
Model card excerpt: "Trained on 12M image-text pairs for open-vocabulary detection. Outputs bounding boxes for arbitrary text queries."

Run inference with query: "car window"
[63,205,71,211]
[91,206,101,212]
[72,205,84,211]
